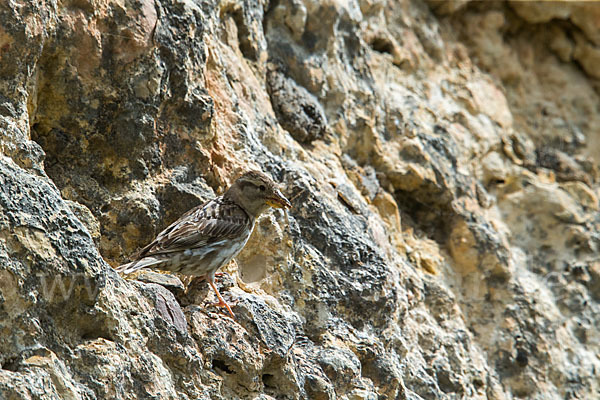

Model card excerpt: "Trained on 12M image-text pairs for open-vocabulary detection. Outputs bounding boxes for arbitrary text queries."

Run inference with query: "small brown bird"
[117,170,291,318]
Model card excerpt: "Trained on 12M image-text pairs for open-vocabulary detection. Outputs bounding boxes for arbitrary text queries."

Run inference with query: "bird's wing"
[135,197,251,258]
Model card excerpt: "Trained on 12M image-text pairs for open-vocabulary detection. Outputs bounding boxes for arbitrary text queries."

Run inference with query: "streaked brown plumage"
[117,170,291,318]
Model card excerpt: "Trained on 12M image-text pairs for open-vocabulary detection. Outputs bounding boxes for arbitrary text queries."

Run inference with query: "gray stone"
[138,281,188,334]
[0,0,599,399]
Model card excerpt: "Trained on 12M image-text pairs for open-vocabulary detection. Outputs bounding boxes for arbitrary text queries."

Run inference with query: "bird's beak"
[266,189,292,209]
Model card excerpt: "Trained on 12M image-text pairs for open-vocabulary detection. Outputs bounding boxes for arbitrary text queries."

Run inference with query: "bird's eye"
[259,185,266,192]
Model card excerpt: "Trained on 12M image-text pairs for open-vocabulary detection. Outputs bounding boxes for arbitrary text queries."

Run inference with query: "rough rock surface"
[1,0,599,399]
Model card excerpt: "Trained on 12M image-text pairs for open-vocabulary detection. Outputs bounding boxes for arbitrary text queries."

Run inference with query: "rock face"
[1,0,599,399]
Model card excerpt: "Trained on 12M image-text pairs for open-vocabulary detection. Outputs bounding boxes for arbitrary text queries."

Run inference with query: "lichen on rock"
[1,0,599,399]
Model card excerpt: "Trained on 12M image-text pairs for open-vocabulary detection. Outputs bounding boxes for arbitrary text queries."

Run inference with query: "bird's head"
[225,170,291,217]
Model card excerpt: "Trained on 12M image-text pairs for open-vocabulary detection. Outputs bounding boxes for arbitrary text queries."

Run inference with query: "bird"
[117,170,291,319]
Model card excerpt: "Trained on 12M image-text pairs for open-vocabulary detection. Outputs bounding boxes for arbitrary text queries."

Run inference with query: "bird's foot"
[209,281,236,319]
[209,298,237,319]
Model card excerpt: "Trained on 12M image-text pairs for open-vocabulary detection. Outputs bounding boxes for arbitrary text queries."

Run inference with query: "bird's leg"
[184,272,224,284]
[209,280,236,319]
[182,272,227,296]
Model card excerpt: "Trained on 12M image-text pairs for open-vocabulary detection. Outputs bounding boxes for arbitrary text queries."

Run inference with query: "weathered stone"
[135,270,186,298]
[0,0,599,399]
[267,62,327,144]
[573,34,600,79]
[138,281,188,334]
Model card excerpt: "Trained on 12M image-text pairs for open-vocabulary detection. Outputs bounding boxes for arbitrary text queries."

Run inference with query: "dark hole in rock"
[437,368,463,394]
[81,329,114,342]
[212,359,234,374]
[228,8,256,60]
[1,357,19,372]
[370,37,394,55]
[515,349,529,367]
[394,189,454,245]
[262,373,276,389]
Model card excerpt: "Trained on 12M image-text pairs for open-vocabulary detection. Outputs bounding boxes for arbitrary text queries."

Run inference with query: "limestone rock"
[1,1,599,399]
[267,62,328,144]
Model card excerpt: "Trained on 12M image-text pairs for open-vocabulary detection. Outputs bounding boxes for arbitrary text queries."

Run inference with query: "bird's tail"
[116,257,163,274]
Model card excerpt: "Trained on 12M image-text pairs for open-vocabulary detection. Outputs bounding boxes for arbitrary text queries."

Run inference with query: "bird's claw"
[209,299,237,319]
